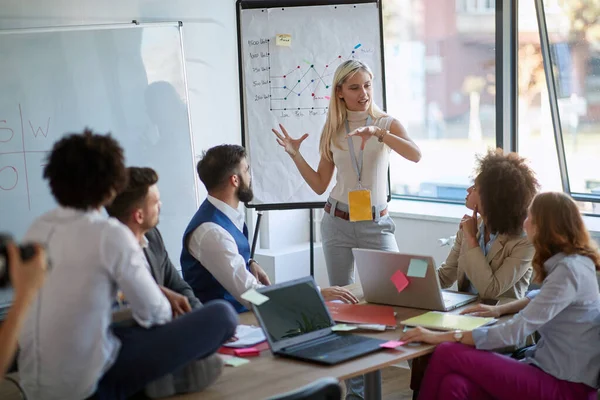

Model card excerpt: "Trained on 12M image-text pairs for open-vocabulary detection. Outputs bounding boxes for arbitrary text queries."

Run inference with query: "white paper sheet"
[223,324,267,348]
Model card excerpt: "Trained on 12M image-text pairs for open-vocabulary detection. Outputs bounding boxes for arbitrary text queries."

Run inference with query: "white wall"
[0,0,242,201]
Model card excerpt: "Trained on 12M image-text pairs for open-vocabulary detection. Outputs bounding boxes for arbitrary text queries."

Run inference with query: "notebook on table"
[326,302,397,328]
[401,311,496,331]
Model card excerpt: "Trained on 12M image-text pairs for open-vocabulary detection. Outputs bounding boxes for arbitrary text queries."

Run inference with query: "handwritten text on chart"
[0,104,51,210]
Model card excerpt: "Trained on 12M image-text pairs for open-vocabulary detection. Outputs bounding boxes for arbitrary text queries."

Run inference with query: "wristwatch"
[453,330,464,343]
[247,258,256,267]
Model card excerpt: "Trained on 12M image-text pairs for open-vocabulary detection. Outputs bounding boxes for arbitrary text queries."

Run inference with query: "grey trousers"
[321,200,399,287]
[320,199,399,400]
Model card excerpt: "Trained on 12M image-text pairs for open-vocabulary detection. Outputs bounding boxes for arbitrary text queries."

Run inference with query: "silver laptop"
[353,248,477,311]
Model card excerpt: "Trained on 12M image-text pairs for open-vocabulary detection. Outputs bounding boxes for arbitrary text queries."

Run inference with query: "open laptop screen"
[254,278,334,344]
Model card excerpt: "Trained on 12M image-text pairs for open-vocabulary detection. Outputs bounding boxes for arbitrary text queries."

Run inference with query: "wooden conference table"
[168,283,507,400]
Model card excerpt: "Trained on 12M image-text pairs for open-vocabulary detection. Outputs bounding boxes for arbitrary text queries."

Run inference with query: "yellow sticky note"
[241,289,269,306]
[276,34,292,47]
[331,324,357,332]
[221,355,250,367]
[348,189,372,222]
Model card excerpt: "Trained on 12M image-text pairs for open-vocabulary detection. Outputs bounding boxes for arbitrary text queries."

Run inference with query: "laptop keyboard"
[287,335,369,358]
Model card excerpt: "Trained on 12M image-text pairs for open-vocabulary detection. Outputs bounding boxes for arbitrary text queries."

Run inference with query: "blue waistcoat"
[181,200,250,313]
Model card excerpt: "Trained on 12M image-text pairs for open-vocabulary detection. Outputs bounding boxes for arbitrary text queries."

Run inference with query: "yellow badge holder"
[348,188,372,222]
[346,116,373,222]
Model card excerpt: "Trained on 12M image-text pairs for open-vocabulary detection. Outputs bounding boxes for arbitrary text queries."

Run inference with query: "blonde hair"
[318,60,386,162]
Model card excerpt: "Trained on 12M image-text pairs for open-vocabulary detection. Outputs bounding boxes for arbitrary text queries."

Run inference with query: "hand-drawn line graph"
[268,43,365,111]
[0,104,50,209]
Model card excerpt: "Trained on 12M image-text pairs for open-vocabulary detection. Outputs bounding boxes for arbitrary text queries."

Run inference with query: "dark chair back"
[266,377,341,400]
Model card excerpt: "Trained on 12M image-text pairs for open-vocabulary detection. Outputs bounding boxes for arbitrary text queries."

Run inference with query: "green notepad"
[401,311,495,331]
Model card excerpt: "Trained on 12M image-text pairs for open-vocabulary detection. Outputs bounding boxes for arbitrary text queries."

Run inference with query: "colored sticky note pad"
[241,289,269,306]
[234,347,260,357]
[348,189,372,222]
[380,340,406,349]
[331,324,357,332]
[390,270,409,293]
[407,258,428,278]
[223,356,250,367]
[276,34,292,47]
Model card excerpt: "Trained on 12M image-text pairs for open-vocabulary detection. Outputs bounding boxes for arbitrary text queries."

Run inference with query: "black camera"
[0,234,37,287]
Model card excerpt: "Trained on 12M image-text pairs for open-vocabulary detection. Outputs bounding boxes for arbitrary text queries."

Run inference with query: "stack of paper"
[223,325,266,348]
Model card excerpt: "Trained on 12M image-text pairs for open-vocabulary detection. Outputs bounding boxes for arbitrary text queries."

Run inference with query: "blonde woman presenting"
[273,60,421,287]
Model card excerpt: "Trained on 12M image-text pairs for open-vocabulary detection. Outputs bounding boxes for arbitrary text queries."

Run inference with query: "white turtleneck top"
[329,109,394,206]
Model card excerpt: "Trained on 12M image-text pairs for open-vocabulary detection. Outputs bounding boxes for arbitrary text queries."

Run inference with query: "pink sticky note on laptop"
[380,340,406,349]
[390,270,409,293]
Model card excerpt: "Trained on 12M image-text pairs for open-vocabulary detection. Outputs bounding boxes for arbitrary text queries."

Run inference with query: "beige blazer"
[437,226,534,299]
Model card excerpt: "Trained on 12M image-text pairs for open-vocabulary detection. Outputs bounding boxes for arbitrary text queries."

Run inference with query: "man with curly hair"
[18,130,238,400]
[437,149,540,300]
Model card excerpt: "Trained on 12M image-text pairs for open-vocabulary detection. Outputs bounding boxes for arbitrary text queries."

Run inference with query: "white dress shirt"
[187,196,261,309]
[19,207,172,400]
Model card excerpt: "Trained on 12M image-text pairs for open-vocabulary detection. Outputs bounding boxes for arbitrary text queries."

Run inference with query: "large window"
[383,0,496,202]
[456,0,495,14]
[518,0,600,214]
[384,0,600,214]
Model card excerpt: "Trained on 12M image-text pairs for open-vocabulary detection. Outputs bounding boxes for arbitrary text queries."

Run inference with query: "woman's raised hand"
[272,124,309,157]
[347,126,381,150]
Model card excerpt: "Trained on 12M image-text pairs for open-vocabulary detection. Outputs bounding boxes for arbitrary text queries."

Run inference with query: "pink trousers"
[418,342,597,400]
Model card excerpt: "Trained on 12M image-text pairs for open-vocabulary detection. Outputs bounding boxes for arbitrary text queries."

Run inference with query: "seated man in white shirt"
[18,130,238,400]
[181,144,358,312]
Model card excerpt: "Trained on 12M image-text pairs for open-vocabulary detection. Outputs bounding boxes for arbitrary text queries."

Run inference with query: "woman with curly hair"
[402,192,600,399]
[437,149,539,300]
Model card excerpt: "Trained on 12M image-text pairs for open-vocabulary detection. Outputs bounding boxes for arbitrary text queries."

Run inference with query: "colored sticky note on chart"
[380,340,406,349]
[390,270,409,293]
[276,34,292,47]
[407,258,428,278]
[331,324,357,332]
[241,289,269,306]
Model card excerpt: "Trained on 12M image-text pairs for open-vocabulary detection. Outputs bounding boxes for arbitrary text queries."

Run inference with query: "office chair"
[266,377,342,400]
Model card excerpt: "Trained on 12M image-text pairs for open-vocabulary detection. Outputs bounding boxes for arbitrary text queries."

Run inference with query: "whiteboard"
[0,22,197,262]
[238,2,385,208]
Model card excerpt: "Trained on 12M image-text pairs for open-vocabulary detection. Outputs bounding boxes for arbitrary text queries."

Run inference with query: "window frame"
[534,0,600,206]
